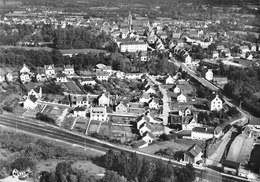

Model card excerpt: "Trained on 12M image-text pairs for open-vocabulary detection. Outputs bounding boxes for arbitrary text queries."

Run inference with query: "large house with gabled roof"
[44,64,55,77]
[208,93,223,111]
[184,144,203,164]
[63,65,75,75]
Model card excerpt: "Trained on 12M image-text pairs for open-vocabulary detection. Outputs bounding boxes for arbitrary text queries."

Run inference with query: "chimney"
[205,128,207,131]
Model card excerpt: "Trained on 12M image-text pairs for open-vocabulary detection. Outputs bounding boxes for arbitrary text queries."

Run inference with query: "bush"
[2,106,13,113]
[11,157,36,172]
[36,113,55,124]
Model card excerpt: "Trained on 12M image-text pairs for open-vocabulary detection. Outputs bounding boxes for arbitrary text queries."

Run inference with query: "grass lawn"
[98,122,111,136]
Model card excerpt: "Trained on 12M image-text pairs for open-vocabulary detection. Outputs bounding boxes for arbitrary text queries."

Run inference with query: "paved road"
[0,114,255,182]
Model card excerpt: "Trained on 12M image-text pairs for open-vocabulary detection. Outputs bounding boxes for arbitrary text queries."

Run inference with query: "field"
[98,122,111,135]
[111,125,136,142]
[41,105,68,120]
[87,120,101,133]
[73,118,89,133]
[63,81,84,94]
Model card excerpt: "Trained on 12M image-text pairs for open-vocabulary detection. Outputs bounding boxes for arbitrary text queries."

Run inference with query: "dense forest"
[219,64,260,116]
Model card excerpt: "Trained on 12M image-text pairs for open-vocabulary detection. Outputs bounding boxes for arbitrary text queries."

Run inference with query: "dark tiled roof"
[74,106,86,111]
[192,127,214,134]
[29,95,37,103]
[57,73,67,77]
[186,144,202,158]
[222,159,240,169]
[143,131,154,138]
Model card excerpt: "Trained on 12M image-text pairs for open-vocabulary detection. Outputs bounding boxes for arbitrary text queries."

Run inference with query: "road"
[147,75,171,126]
[0,114,255,182]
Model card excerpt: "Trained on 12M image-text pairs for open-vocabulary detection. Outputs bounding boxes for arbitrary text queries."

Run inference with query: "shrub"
[11,157,36,172]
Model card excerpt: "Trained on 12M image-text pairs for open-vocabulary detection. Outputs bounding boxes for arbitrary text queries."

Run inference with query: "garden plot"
[87,120,102,133]
[98,122,112,135]
[73,118,89,133]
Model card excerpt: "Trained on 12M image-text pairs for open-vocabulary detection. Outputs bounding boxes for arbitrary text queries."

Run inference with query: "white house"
[73,107,87,117]
[20,64,31,74]
[125,73,144,80]
[56,73,68,82]
[142,131,154,144]
[191,127,214,140]
[120,41,147,53]
[63,65,75,75]
[205,69,213,81]
[90,106,108,121]
[212,51,219,58]
[178,106,192,117]
[165,74,175,84]
[20,73,31,83]
[173,85,181,93]
[148,98,160,109]
[177,92,187,103]
[71,95,89,107]
[27,87,42,100]
[5,72,13,82]
[208,93,223,111]
[96,70,109,81]
[115,101,128,113]
[80,78,96,86]
[139,122,153,136]
[44,64,55,77]
[184,54,192,65]
[182,116,202,130]
[98,93,110,106]
[184,144,203,164]
[23,95,38,110]
[144,85,156,94]
[139,92,150,103]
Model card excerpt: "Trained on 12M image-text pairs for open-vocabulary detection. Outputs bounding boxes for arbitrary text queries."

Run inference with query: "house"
[177,92,187,103]
[97,93,110,106]
[80,78,96,86]
[178,105,193,117]
[120,41,147,53]
[27,87,42,100]
[20,72,31,83]
[213,77,228,85]
[137,115,150,129]
[139,122,154,136]
[191,127,214,140]
[208,93,223,111]
[73,107,87,117]
[222,159,240,175]
[212,51,219,58]
[240,46,249,54]
[5,72,13,82]
[214,126,223,138]
[96,70,109,81]
[20,64,31,74]
[148,98,160,109]
[35,71,47,82]
[56,73,68,82]
[71,95,89,107]
[144,85,156,94]
[184,54,192,65]
[115,101,128,113]
[63,65,75,75]
[182,115,202,130]
[139,92,151,103]
[95,64,113,75]
[202,68,213,81]
[251,44,257,52]
[125,73,144,80]
[44,64,55,77]
[184,144,203,164]
[142,131,154,144]
[173,85,181,93]
[165,74,175,84]
[23,95,38,110]
[90,106,108,121]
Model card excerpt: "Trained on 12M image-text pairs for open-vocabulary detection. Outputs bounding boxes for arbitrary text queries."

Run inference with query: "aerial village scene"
[0,0,260,182]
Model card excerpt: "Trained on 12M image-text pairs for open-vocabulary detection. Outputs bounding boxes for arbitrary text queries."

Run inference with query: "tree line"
[96,149,196,182]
